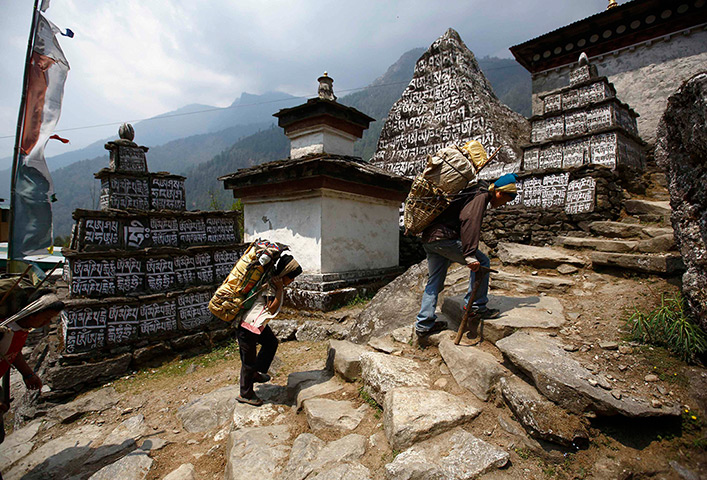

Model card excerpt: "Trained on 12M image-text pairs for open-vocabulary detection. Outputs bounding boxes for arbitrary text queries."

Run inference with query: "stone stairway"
[494,196,683,276]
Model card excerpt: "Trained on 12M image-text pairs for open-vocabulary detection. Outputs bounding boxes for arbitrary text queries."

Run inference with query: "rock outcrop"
[655,71,707,331]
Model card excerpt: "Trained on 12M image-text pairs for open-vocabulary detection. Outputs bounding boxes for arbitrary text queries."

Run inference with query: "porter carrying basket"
[403,141,497,235]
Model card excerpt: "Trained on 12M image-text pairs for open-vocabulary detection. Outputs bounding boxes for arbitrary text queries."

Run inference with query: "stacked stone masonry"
[60,131,242,357]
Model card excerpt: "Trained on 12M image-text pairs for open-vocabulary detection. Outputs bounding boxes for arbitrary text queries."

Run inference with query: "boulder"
[163,464,196,480]
[442,294,566,344]
[85,414,147,464]
[327,340,369,382]
[383,387,482,450]
[49,387,120,424]
[499,376,589,448]
[176,385,239,433]
[496,331,681,418]
[368,336,400,354]
[347,262,428,343]
[5,425,103,480]
[0,419,43,471]
[496,242,586,268]
[224,425,291,480]
[655,72,707,331]
[590,251,684,274]
[390,325,413,344]
[384,428,509,480]
[87,450,152,480]
[359,352,430,405]
[302,398,367,434]
[438,338,508,401]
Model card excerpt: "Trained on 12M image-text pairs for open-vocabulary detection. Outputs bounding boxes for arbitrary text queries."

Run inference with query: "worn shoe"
[236,394,263,406]
[415,320,448,337]
[253,372,271,383]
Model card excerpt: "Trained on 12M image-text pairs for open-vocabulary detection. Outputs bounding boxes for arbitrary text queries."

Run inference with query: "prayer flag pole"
[8,0,41,273]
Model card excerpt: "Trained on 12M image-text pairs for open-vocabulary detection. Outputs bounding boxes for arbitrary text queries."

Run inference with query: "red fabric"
[0,330,29,377]
[49,134,69,144]
[20,52,55,155]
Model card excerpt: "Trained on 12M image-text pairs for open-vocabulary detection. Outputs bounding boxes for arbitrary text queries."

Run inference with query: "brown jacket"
[421,185,492,263]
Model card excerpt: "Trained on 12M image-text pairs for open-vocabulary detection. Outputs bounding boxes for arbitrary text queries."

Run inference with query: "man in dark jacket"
[415,173,518,337]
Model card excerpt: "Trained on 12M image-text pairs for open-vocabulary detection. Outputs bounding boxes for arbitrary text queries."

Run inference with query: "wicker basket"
[403,175,450,235]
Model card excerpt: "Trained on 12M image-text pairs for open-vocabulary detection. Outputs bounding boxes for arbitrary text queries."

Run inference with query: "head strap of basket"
[460,140,491,171]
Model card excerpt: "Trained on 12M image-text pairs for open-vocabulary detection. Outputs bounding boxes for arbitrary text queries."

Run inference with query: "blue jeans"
[415,239,490,333]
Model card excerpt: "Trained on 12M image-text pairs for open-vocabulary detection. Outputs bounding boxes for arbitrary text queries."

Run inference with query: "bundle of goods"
[208,239,288,322]
[403,141,496,234]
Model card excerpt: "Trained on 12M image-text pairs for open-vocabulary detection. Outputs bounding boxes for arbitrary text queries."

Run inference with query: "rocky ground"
[1,252,705,480]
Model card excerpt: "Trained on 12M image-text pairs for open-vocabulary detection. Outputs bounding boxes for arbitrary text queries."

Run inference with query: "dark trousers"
[236,325,278,398]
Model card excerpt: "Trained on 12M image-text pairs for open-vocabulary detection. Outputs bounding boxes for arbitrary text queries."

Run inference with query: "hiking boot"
[253,372,271,383]
[415,320,448,337]
[472,308,500,320]
[236,394,263,406]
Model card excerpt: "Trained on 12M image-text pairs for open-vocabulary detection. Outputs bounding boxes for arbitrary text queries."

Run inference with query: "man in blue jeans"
[415,173,518,337]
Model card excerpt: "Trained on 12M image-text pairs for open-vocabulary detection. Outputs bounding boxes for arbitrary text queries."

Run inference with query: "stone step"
[558,236,638,253]
[624,199,671,217]
[491,270,574,295]
[590,251,684,274]
[496,242,587,269]
[588,221,673,240]
[558,234,676,254]
[442,294,566,345]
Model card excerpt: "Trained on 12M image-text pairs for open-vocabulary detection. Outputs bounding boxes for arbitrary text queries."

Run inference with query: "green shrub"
[625,294,707,364]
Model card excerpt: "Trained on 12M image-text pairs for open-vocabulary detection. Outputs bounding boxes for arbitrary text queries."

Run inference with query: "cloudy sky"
[0,0,614,158]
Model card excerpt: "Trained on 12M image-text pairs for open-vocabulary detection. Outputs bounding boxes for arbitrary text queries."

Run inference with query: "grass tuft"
[625,293,707,364]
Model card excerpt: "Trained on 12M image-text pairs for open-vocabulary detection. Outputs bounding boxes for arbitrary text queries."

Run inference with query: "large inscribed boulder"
[655,72,707,332]
[372,28,529,180]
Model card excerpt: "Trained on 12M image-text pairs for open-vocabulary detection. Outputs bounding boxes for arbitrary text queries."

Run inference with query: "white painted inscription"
[565,177,596,215]
[541,172,569,209]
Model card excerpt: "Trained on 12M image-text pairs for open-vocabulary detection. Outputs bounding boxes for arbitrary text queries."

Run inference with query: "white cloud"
[0,0,612,154]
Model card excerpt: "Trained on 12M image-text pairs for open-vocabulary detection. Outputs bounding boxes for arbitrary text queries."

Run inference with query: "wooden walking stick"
[454,266,497,345]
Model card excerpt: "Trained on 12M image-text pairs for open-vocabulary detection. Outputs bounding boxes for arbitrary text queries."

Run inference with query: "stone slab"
[281,433,367,480]
[0,419,43,471]
[442,294,566,344]
[588,221,645,239]
[438,338,508,401]
[499,376,589,448]
[497,242,586,268]
[5,425,103,480]
[491,271,574,294]
[49,387,120,424]
[327,340,369,382]
[176,385,239,433]
[558,236,638,253]
[303,398,367,434]
[163,464,196,480]
[359,352,430,405]
[87,450,153,480]
[590,251,685,274]
[624,199,671,217]
[225,425,291,480]
[384,428,509,480]
[383,387,482,450]
[496,331,681,418]
[86,414,147,464]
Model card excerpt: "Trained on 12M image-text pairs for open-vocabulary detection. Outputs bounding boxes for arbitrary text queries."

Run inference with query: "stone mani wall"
[372,28,529,182]
[530,29,707,143]
[482,165,623,248]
